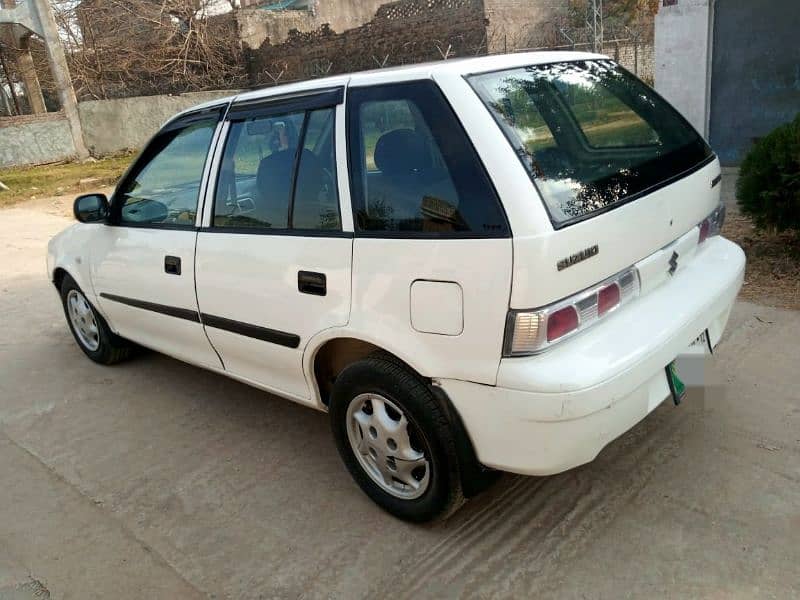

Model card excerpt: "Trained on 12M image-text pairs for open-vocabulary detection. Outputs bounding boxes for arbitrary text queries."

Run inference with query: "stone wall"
[247,0,487,85]
[77,90,236,156]
[0,112,75,168]
[0,90,236,168]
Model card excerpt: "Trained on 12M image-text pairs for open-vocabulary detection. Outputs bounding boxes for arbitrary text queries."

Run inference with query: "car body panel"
[48,222,104,309]
[195,232,353,402]
[348,238,512,386]
[91,226,223,369]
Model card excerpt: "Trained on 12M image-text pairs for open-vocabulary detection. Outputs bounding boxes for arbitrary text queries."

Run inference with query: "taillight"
[597,283,621,316]
[698,219,711,244]
[547,306,579,341]
[698,202,726,244]
[504,267,640,356]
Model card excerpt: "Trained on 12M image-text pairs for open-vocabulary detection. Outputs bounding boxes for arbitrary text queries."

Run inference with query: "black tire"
[60,274,134,365]
[330,354,465,522]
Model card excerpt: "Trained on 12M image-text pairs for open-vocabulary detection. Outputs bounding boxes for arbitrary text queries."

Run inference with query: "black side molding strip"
[711,173,722,188]
[99,293,200,322]
[201,313,301,349]
[99,293,300,349]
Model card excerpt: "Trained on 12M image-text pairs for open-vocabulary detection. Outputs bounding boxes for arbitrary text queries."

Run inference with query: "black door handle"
[298,271,326,296]
[165,255,181,275]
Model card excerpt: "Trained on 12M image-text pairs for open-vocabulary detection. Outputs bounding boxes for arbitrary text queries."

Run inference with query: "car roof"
[172,51,605,121]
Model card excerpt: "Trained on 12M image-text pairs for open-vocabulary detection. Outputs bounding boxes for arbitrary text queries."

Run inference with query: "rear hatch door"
[468,59,721,308]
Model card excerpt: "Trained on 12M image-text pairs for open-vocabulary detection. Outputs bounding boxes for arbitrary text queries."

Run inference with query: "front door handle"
[298,271,326,296]
[165,255,181,275]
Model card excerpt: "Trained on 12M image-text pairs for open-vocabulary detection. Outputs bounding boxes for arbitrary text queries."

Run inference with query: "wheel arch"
[50,261,114,329]
[304,332,427,408]
[52,266,69,291]
[304,330,496,498]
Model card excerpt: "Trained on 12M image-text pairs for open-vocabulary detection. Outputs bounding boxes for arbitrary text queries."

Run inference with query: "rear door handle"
[165,255,181,275]
[298,271,326,296]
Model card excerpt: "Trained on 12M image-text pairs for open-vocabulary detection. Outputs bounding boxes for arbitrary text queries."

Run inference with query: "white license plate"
[688,330,711,355]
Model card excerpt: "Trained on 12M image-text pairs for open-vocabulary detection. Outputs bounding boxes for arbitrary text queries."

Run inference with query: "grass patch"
[723,211,800,310]
[0,154,134,207]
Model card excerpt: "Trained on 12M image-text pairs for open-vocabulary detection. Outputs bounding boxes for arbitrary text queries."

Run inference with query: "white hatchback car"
[49,52,745,521]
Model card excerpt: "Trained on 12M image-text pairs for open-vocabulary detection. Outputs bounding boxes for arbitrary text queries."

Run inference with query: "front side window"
[469,60,713,227]
[347,81,508,237]
[214,107,340,231]
[117,119,217,226]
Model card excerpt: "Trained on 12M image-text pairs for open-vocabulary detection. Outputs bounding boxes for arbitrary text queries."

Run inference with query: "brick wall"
[247,0,487,85]
[0,111,68,129]
[483,0,569,52]
[237,0,389,48]
[605,41,655,84]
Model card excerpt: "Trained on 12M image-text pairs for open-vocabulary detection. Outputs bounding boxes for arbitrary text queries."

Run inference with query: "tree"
[52,0,245,100]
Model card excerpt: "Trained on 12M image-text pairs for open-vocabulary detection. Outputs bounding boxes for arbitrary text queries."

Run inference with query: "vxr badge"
[668,251,679,276]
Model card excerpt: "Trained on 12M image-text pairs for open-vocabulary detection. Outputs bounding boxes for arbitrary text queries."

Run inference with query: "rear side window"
[469,60,713,227]
[347,81,509,237]
[214,107,340,231]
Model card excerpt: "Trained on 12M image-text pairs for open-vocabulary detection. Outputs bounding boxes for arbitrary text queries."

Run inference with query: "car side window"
[213,107,341,231]
[347,81,508,237]
[117,119,217,226]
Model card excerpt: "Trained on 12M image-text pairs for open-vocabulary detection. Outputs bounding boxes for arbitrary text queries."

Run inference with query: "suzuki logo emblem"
[668,251,679,276]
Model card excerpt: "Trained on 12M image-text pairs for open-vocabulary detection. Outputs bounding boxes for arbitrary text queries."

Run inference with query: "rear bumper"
[440,236,745,476]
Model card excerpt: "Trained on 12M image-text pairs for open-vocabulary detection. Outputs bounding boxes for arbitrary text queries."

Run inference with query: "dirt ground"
[1,182,799,598]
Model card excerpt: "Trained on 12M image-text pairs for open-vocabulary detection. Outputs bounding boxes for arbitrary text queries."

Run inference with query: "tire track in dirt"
[373,403,695,599]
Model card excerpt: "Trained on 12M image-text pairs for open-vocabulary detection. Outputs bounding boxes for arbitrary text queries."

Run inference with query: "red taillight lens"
[547,306,579,342]
[698,219,711,244]
[504,267,640,357]
[597,283,621,316]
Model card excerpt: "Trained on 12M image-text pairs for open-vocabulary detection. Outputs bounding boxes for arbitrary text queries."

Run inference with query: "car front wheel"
[330,354,464,522]
[60,274,133,365]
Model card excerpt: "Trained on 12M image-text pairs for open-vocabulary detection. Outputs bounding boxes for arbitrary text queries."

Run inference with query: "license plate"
[666,361,686,405]
[689,329,712,354]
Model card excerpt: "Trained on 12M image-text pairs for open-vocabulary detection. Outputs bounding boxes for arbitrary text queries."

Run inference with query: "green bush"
[737,114,800,231]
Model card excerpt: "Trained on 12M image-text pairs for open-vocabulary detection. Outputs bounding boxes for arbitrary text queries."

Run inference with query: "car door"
[345,80,513,385]
[91,106,224,369]
[194,88,352,404]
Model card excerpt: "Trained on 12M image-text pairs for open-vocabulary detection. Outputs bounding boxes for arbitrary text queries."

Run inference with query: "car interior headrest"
[373,129,432,178]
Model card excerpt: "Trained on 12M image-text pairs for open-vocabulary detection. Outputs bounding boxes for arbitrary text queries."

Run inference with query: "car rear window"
[468,60,714,227]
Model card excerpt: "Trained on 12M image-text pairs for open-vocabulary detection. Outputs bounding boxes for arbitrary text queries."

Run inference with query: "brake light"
[547,306,579,341]
[698,219,711,244]
[698,202,726,244]
[504,267,640,356]
[597,283,621,316]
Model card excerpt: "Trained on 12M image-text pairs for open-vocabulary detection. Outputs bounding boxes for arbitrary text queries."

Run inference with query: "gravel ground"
[0,183,798,599]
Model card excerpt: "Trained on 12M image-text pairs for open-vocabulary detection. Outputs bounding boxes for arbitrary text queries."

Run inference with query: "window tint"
[469,60,713,226]
[118,120,216,226]
[214,108,340,231]
[292,109,340,230]
[347,81,508,237]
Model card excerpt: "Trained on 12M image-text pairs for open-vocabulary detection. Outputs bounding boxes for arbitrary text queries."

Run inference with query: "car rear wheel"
[330,354,464,522]
[60,274,134,365]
